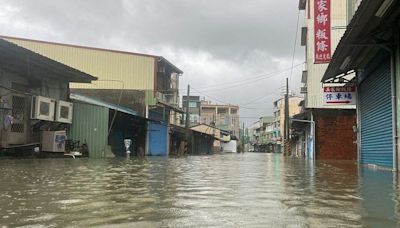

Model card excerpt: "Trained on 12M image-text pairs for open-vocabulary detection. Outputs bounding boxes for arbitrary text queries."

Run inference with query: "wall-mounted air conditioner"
[55,100,73,124]
[42,130,66,152]
[31,96,55,121]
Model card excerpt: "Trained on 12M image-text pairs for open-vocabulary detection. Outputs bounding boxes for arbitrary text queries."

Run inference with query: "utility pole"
[185,84,191,154]
[242,122,245,153]
[284,78,290,155]
[185,84,190,130]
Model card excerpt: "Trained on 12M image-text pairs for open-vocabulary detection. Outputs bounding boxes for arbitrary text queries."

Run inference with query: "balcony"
[156,91,180,109]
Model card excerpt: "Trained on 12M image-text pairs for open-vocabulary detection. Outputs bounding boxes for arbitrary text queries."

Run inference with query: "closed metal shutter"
[148,121,168,156]
[359,60,392,167]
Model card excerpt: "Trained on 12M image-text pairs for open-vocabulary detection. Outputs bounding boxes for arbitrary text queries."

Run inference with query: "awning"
[0,38,97,83]
[322,0,400,82]
[291,111,311,130]
[190,124,223,140]
[70,93,138,116]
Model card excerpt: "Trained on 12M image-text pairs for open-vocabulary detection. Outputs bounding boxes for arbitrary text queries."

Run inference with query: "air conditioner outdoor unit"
[42,130,66,152]
[56,100,73,124]
[31,96,55,121]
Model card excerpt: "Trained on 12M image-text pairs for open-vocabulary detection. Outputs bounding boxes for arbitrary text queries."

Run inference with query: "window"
[189,101,197,108]
[217,108,227,114]
[301,27,307,46]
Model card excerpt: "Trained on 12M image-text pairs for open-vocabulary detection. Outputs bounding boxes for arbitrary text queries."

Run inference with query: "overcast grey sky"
[0,0,304,126]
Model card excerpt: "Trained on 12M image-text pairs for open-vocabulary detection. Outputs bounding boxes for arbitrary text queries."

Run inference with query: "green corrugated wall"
[69,102,109,158]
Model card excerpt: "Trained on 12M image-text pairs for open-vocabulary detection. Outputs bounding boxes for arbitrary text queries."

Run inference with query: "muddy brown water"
[0,153,399,227]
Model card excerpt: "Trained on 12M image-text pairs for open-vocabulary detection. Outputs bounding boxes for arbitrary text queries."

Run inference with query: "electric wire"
[190,88,269,111]
[191,62,304,92]
[289,10,301,87]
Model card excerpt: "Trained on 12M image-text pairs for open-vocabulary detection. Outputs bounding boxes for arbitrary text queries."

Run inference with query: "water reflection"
[0,154,399,227]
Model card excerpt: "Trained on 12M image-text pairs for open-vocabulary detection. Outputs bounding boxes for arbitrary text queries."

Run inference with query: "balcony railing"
[156,91,179,107]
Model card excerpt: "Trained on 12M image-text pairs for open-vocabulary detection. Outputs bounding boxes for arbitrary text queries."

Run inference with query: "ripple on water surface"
[0,154,399,227]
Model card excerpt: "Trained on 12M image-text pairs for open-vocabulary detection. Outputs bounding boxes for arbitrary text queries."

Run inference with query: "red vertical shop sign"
[314,0,331,63]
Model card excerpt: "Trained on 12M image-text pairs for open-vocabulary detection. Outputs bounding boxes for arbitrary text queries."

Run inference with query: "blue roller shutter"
[148,121,168,156]
[359,60,392,168]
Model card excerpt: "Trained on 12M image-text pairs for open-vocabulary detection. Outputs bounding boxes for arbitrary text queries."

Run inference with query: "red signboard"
[314,0,331,64]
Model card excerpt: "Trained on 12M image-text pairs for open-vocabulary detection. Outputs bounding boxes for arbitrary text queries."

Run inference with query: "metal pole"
[311,112,315,161]
[356,71,362,166]
[390,34,398,172]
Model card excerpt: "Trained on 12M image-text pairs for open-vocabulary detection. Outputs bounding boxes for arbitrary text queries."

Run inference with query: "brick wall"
[315,109,357,160]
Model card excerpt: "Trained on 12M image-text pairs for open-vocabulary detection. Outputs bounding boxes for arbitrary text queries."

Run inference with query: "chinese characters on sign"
[323,86,356,105]
[314,0,331,63]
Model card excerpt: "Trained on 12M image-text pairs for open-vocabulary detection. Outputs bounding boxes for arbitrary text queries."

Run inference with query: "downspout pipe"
[382,31,398,172]
[291,116,315,160]
[390,36,398,172]
[356,70,362,165]
[311,111,316,161]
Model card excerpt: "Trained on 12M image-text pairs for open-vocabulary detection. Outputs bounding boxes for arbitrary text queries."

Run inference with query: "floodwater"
[0,153,399,228]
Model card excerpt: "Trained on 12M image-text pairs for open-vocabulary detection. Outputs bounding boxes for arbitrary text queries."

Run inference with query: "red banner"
[314,0,331,63]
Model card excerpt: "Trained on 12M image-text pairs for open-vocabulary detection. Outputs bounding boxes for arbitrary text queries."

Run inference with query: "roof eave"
[0,38,97,83]
[322,0,397,82]
[159,57,183,74]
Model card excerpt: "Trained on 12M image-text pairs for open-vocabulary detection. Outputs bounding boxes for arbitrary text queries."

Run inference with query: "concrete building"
[199,101,240,138]
[2,36,183,156]
[272,96,302,150]
[182,96,201,126]
[299,0,355,110]
[247,120,262,151]
[322,0,400,170]
[294,0,357,160]
[248,116,275,153]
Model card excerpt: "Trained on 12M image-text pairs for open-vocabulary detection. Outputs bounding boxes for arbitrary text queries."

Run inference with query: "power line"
[190,87,230,105]
[185,62,304,93]
[190,87,270,110]
[240,116,270,119]
[200,63,303,92]
[289,10,301,87]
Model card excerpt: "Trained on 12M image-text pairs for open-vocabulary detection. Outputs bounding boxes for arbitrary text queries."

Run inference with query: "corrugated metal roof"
[322,0,399,82]
[0,38,97,83]
[1,36,183,91]
[70,93,138,116]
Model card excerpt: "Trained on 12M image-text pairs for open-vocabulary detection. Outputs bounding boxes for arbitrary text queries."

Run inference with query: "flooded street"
[0,153,399,227]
